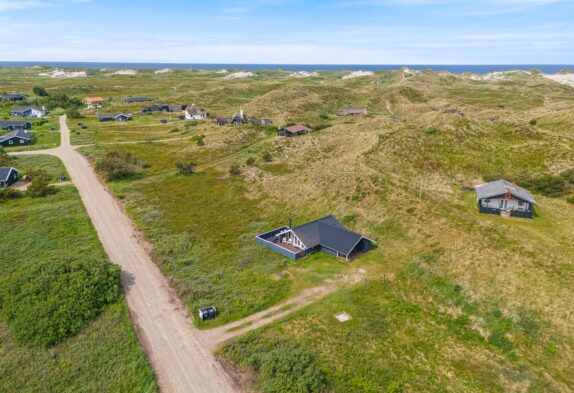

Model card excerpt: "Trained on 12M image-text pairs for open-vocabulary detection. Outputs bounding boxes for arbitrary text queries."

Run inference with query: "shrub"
[246,157,256,166]
[27,177,55,198]
[529,118,538,126]
[566,196,574,204]
[95,151,148,181]
[222,337,326,393]
[43,92,82,110]
[0,188,23,202]
[33,86,49,97]
[192,134,206,146]
[0,148,12,166]
[260,348,325,393]
[66,107,82,119]
[426,127,440,135]
[523,175,567,197]
[176,161,196,175]
[262,152,273,162]
[229,164,241,176]
[0,258,121,347]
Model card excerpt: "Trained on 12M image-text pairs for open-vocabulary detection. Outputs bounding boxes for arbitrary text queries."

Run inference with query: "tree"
[229,164,241,176]
[176,161,196,175]
[33,86,49,97]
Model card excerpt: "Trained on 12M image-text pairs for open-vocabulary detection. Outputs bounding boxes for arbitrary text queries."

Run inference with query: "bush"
[262,152,273,162]
[176,161,196,175]
[566,196,574,204]
[27,177,55,198]
[0,258,121,346]
[529,118,538,126]
[33,86,49,97]
[523,175,567,197]
[0,148,12,166]
[192,134,206,146]
[95,151,148,181]
[0,188,23,202]
[229,164,241,176]
[222,337,326,393]
[246,157,256,166]
[66,107,82,119]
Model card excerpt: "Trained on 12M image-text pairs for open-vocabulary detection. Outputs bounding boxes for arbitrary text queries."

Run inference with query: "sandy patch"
[39,69,87,78]
[290,71,319,78]
[224,71,255,79]
[543,73,574,87]
[342,70,374,80]
[155,68,173,74]
[107,69,138,76]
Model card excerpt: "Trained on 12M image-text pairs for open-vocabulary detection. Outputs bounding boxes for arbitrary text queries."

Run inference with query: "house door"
[499,200,509,210]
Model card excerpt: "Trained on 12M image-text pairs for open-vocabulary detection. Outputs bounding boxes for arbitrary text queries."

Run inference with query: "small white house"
[185,104,209,120]
[11,105,46,118]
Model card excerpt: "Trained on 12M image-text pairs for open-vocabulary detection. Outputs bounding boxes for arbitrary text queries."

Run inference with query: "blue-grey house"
[0,129,32,147]
[0,121,32,131]
[1,94,27,101]
[256,215,373,261]
[0,167,20,187]
[476,179,537,219]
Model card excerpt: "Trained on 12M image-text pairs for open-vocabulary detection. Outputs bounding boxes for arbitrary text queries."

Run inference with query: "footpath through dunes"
[11,116,236,393]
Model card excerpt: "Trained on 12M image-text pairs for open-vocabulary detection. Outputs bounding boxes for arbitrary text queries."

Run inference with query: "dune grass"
[2,67,574,391]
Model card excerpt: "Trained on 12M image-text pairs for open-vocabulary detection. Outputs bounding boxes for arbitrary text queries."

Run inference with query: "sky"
[0,0,573,64]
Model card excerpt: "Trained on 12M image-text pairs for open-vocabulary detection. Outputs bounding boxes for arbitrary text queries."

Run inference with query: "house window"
[9,140,13,145]
[20,140,24,144]
[518,201,524,206]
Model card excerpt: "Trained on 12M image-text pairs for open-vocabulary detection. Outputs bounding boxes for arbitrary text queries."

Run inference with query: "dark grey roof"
[0,121,31,129]
[11,105,44,112]
[1,94,26,100]
[98,113,131,120]
[0,167,19,181]
[291,215,365,255]
[475,179,537,205]
[124,97,152,103]
[0,129,31,142]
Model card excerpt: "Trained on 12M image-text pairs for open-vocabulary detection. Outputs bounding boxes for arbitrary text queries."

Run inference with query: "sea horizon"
[0,61,572,75]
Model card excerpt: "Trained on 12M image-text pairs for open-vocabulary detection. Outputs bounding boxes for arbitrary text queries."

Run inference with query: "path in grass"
[11,116,236,393]
[197,273,363,351]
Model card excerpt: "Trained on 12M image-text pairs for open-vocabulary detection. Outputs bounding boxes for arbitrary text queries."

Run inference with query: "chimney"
[240,106,244,119]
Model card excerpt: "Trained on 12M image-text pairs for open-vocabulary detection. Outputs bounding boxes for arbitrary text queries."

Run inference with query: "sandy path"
[12,116,236,393]
[198,284,337,351]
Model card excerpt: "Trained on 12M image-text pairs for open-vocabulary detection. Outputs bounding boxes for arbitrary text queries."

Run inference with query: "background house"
[98,113,132,122]
[83,96,105,106]
[0,167,20,187]
[123,97,153,104]
[184,104,209,120]
[0,121,32,131]
[277,124,312,137]
[0,129,32,146]
[1,94,27,101]
[256,215,373,261]
[338,107,368,116]
[475,179,537,218]
[11,105,46,118]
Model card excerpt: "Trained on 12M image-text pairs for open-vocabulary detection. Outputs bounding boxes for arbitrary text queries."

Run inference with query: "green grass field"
[0,155,156,393]
[1,67,574,391]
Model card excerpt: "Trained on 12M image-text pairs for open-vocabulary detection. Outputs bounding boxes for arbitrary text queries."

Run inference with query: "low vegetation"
[0,155,156,392]
[95,151,148,181]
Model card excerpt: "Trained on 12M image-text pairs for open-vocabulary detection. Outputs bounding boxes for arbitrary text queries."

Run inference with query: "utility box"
[198,306,217,322]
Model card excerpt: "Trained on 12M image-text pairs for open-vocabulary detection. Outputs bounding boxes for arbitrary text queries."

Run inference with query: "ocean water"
[0,62,572,75]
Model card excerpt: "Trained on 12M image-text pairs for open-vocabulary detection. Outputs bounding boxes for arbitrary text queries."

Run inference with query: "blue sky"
[0,0,573,64]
